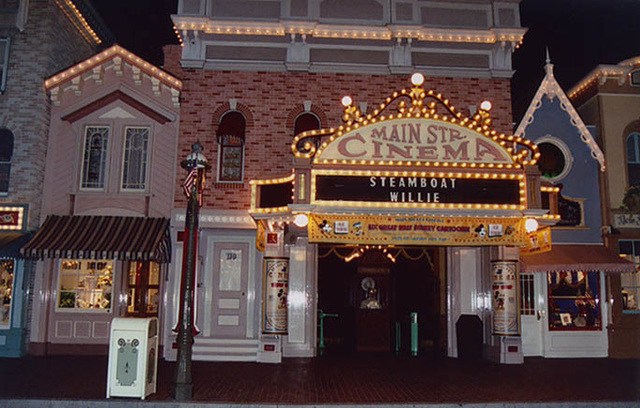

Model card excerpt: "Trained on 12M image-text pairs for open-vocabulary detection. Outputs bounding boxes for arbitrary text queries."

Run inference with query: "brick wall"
[0,1,97,230]
[165,46,514,211]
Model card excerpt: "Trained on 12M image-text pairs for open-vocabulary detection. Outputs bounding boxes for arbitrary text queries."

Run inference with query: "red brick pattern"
[165,46,513,211]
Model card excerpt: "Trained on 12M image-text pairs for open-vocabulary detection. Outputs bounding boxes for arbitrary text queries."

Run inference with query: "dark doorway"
[317,245,442,356]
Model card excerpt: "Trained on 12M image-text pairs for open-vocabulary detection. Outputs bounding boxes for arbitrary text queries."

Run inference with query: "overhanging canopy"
[0,232,34,258]
[520,244,634,274]
[21,215,171,263]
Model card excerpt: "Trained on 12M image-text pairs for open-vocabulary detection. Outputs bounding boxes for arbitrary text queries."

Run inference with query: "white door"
[203,241,249,338]
[520,272,546,356]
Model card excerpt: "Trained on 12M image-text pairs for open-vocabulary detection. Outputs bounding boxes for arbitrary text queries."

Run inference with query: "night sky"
[89,0,640,124]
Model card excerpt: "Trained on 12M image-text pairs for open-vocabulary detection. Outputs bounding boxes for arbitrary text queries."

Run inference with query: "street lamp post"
[174,142,209,401]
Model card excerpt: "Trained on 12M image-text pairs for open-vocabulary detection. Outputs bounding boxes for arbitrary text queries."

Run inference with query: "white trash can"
[106,317,158,399]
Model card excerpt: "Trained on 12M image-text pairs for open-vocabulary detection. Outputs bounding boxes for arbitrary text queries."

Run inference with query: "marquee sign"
[317,118,514,166]
[308,213,527,246]
[314,174,521,206]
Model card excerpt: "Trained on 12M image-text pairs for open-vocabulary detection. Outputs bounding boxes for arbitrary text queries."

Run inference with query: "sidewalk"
[1,354,639,406]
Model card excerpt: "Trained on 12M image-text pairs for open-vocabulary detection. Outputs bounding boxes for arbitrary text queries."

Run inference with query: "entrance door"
[520,272,546,356]
[207,241,249,337]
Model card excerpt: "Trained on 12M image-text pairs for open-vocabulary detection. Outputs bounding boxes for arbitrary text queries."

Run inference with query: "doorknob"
[536,310,545,320]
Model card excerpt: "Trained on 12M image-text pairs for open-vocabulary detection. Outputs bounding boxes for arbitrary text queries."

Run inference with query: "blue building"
[515,53,633,358]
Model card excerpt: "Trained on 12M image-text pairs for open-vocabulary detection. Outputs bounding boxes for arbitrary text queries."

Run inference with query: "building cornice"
[171,16,526,45]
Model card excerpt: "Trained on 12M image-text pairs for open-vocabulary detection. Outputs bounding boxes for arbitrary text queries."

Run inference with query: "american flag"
[183,168,205,206]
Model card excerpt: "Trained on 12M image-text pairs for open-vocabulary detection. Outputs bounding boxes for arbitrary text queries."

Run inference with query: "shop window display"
[127,261,160,316]
[547,271,600,330]
[58,259,113,311]
[0,259,14,325]
[619,240,640,313]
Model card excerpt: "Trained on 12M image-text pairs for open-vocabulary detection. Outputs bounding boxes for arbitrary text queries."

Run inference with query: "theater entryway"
[317,245,444,356]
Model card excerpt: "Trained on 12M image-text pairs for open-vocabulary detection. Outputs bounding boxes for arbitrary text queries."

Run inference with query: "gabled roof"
[514,52,605,172]
[44,45,181,107]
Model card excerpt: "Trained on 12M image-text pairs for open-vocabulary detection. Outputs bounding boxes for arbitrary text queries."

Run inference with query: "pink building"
[22,45,181,354]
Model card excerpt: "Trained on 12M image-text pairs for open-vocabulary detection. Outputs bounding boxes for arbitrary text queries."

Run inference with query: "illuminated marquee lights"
[0,206,25,231]
[310,169,526,211]
[44,45,183,91]
[540,186,560,193]
[293,75,539,168]
[174,20,525,45]
[249,173,296,214]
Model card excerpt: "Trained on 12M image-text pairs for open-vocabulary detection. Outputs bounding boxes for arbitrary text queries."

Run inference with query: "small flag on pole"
[183,168,206,207]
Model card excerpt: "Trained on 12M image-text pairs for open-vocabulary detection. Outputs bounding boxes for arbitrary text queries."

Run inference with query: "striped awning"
[21,215,171,263]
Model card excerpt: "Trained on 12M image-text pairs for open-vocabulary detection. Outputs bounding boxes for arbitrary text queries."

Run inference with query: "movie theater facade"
[164,71,564,363]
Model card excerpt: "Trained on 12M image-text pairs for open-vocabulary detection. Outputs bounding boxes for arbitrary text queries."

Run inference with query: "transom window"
[217,111,246,182]
[81,126,109,189]
[626,132,640,187]
[0,128,14,194]
[58,259,113,311]
[121,127,150,191]
[619,240,640,313]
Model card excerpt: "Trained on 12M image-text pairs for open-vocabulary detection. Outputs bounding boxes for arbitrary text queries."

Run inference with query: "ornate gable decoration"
[292,73,539,170]
[44,45,182,108]
[516,55,605,172]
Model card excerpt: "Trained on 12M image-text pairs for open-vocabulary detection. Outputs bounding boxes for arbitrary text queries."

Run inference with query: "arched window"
[627,132,640,187]
[294,112,321,153]
[0,128,14,193]
[217,111,246,182]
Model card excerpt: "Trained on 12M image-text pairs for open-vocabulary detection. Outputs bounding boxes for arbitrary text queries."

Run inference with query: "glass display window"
[0,259,14,326]
[58,259,113,311]
[547,271,601,331]
[126,261,160,317]
[619,240,640,313]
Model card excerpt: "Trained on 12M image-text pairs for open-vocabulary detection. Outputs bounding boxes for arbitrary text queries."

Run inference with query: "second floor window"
[626,132,640,187]
[294,112,321,153]
[0,128,13,194]
[0,38,9,92]
[217,111,246,182]
[81,126,109,189]
[121,127,150,191]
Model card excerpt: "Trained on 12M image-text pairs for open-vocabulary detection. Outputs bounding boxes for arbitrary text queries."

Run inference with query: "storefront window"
[547,271,600,330]
[58,259,113,311]
[619,240,640,313]
[0,259,14,326]
[127,261,160,316]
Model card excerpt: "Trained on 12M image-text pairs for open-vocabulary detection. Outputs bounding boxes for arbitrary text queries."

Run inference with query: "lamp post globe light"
[174,142,210,401]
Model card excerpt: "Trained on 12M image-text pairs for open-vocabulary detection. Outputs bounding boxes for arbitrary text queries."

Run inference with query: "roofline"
[44,45,182,92]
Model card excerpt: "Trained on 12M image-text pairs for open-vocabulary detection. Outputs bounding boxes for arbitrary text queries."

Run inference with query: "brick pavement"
[1,354,639,405]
